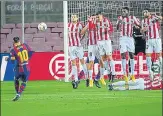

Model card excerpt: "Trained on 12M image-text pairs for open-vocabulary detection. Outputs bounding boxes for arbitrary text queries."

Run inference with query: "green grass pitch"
[1,81,162,116]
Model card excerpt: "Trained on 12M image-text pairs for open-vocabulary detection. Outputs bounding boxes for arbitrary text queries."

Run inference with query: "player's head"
[96,11,103,22]
[121,7,129,17]
[13,37,21,46]
[89,14,96,21]
[143,8,150,18]
[71,14,78,23]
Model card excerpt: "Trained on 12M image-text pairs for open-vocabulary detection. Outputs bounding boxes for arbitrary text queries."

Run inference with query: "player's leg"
[108,81,128,91]
[97,41,106,85]
[120,37,128,82]
[13,66,20,94]
[12,65,30,101]
[146,39,154,80]
[78,46,88,79]
[87,45,95,87]
[127,37,136,81]
[69,46,79,89]
[128,78,145,90]
[105,40,116,82]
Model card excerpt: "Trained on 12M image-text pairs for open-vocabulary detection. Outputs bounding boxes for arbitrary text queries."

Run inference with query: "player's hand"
[5,56,9,61]
[142,26,148,32]
[118,19,122,24]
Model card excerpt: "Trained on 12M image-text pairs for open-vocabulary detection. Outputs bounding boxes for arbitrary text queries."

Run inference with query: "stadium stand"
[0,22,64,52]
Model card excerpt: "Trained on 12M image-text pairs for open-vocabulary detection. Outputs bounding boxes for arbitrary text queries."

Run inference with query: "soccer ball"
[38,22,47,31]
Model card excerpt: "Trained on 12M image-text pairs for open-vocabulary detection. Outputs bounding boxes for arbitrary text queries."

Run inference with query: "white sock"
[88,70,93,80]
[72,66,78,82]
[114,86,126,91]
[100,67,104,77]
[146,57,152,72]
[81,63,88,78]
[109,60,115,75]
[104,61,110,73]
[130,59,135,75]
[112,81,126,86]
[122,59,127,75]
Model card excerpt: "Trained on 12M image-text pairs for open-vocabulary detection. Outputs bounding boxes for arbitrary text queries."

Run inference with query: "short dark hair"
[91,14,96,16]
[143,8,150,12]
[96,11,102,15]
[13,37,20,43]
[122,7,129,11]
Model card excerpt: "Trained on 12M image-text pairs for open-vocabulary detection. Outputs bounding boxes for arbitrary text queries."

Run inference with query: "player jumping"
[141,9,162,80]
[68,14,88,89]
[6,37,32,101]
[81,14,101,87]
[96,11,116,85]
[116,7,141,82]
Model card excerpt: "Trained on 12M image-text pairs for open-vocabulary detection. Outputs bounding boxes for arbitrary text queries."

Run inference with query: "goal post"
[63,1,69,82]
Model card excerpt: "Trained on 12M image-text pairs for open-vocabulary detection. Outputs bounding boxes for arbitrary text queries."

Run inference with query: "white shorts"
[97,40,112,56]
[88,45,100,61]
[146,39,162,54]
[128,78,145,90]
[119,36,135,53]
[69,46,84,60]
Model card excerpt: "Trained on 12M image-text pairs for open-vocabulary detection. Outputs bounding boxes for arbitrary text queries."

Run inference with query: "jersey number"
[17,50,29,63]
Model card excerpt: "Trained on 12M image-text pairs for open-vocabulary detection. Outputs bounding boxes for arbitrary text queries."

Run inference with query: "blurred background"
[0,1,162,53]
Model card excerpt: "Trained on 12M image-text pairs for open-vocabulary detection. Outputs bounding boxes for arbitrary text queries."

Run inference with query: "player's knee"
[121,53,126,59]
[71,60,76,66]
[129,52,134,59]
[146,53,151,57]
[80,58,85,64]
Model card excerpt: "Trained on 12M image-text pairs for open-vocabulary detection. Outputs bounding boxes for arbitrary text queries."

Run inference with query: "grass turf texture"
[1,81,162,116]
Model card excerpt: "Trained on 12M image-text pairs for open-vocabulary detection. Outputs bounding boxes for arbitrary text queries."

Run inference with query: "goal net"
[65,1,162,81]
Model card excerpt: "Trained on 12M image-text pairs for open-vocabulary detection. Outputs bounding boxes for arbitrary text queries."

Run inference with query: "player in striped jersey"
[116,7,141,82]
[141,9,162,80]
[81,14,102,87]
[68,14,88,89]
[95,11,116,85]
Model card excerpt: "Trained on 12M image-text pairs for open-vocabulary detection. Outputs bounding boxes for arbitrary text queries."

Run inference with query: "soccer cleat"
[100,77,106,86]
[108,84,113,91]
[12,94,20,101]
[89,80,93,87]
[94,79,101,88]
[130,75,136,82]
[72,81,78,89]
[123,75,129,83]
[86,79,89,87]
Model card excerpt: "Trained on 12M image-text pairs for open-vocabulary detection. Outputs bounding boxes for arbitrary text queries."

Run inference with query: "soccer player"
[5,37,32,101]
[96,11,116,85]
[141,9,162,80]
[81,14,102,87]
[68,14,88,89]
[116,7,140,82]
[108,78,146,91]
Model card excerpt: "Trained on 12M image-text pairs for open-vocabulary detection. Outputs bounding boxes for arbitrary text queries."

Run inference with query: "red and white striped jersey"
[96,17,113,41]
[68,22,83,46]
[117,15,140,37]
[142,15,160,39]
[85,20,97,45]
